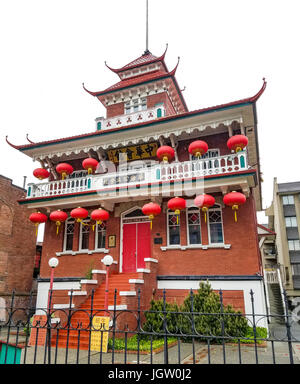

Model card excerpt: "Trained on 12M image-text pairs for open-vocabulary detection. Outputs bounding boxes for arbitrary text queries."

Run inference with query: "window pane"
[286,217,297,227]
[210,223,224,243]
[81,223,90,250]
[66,233,73,251]
[168,213,180,245]
[65,221,74,251]
[188,210,201,244]
[283,195,294,205]
[97,222,106,249]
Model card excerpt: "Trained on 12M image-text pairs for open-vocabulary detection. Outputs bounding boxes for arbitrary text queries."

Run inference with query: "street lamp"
[48,257,59,311]
[101,255,113,311]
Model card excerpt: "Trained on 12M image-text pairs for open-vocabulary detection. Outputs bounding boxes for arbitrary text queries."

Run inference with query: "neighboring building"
[266,178,300,307]
[0,175,37,320]
[6,47,267,345]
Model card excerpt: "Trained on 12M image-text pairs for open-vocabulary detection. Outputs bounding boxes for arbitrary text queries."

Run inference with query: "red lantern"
[227,135,248,153]
[70,207,89,223]
[82,158,99,175]
[29,212,47,236]
[56,163,74,180]
[33,168,50,180]
[194,194,215,222]
[91,208,109,231]
[50,210,68,235]
[223,191,246,222]
[142,202,161,229]
[188,140,208,158]
[157,145,175,163]
[168,197,186,224]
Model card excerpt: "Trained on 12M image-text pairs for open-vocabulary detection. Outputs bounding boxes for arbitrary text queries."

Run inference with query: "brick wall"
[0,175,37,310]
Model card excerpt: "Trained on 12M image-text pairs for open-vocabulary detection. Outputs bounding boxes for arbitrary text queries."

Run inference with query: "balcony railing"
[26,151,248,199]
[95,106,165,131]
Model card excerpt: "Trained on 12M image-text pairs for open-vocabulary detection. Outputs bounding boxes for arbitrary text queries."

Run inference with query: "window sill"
[56,248,110,257]
[160,244,231,251]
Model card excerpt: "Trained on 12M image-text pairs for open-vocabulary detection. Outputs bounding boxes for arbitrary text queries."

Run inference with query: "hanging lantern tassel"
[149,214,154,229]
[55,221,61,235]
[232,205,239,222]
[35,223,39,236]
[202,207,208,223]
[175,209,180,224]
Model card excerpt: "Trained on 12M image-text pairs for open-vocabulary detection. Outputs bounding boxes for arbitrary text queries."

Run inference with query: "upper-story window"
[125,98,147,114]
[208,204,224,244]
[95,221,106,250]
[282,195,294,205]
[285,217,298,228]
[63,218,75,251]
[187,207,201,245]
[190,149,220,161]
[288,240,300,251]
[79,219,90,251]
[167,210,180,246]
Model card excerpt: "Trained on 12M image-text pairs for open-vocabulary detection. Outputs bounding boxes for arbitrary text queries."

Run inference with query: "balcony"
[95,106,165,131]
[26,151,249,201]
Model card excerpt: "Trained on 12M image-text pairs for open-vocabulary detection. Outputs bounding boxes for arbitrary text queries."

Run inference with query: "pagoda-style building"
[7,46,267,349]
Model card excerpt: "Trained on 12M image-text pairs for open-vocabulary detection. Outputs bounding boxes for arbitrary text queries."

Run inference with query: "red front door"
[122,222,151,273]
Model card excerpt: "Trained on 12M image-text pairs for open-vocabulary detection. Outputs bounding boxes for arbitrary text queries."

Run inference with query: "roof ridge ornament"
[6,136,20,149]
[26,134,35,144]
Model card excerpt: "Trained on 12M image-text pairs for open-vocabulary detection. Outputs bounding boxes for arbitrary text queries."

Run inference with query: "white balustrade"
[26,151,248,199]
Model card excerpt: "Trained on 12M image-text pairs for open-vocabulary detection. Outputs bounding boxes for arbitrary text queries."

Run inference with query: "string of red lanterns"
[56,163,74,180]
[90,208,109,231]
[188,140,208,158]
[156,145,175,163]
[82,158,99,175]
[167,197,186,224]
[29,212,48,236]
[33,168,50,180]
[227,135,248,153]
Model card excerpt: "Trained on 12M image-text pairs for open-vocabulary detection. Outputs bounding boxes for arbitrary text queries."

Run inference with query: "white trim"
[129,279,144,284]
[108,305,128,310]
[144,258,158,263]
[167,209,181,247]
[68,291,87,296]
[160,244,231,251]
[119,291,136,296]
[80,279,98,284]
[53,304,75,309]
[51,318,61,323]
[207,204,225,245]
[56,249,109,257]
[92,270,107,274]
[136,268,150,273]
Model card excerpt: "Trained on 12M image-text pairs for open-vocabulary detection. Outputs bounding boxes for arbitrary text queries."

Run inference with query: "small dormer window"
[124,97,147,114]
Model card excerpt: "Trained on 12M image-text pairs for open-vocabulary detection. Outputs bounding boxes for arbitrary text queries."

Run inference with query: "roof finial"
[144,0,150,55]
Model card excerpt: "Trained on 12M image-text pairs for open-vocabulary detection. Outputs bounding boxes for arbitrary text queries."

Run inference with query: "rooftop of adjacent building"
[278,181,300,194]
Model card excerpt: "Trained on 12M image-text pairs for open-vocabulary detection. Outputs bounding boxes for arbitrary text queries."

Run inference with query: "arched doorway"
[120,207,151,273]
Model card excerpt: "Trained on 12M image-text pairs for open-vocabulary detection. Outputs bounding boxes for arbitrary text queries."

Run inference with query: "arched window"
[95,221,106,250]
[186,207,201,245]
[79,218,90,251]
[63,217,75,252]
[207,204,224,244]
[167,209,181,246]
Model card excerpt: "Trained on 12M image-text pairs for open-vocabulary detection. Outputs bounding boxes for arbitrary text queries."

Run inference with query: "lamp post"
[101,255,114,311]
[48,257,59,311]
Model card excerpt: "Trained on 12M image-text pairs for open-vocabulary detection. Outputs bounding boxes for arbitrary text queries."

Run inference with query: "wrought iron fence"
[0,288,300,365]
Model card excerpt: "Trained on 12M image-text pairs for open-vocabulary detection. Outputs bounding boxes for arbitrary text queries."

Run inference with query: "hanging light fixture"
[56,163,74,180]
[188,140,208,158]
[82,158,99,175]
[70,207,89,223]
[33,168,50,180]
[29,212,48,236]
[49,210,68,235]
[156,145,175,163]
[167,197,186,224]
[90,208,109,231]
[227,135,248,153]
[223,191,246,222]
[194,194,215,222]
[142,202,161,229]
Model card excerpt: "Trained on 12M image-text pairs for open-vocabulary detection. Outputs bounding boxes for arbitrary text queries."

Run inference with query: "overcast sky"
[1,0,299,227]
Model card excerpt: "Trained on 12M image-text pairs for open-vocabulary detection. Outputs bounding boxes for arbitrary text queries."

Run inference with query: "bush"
[142,282,249,343]
[180,282,248,341]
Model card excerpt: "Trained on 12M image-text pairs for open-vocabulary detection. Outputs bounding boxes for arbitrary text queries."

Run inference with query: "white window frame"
[285,216,298,228]
[189,148,220,161]
[282,195,295,205]
[63,218,75,252]
[288,240,300,251]
[186,206,202,246]
[79,219,90,251]
[95,221,107,250]
[124,97,147,114]
[207,204,224,245]
[167,209,181,246]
